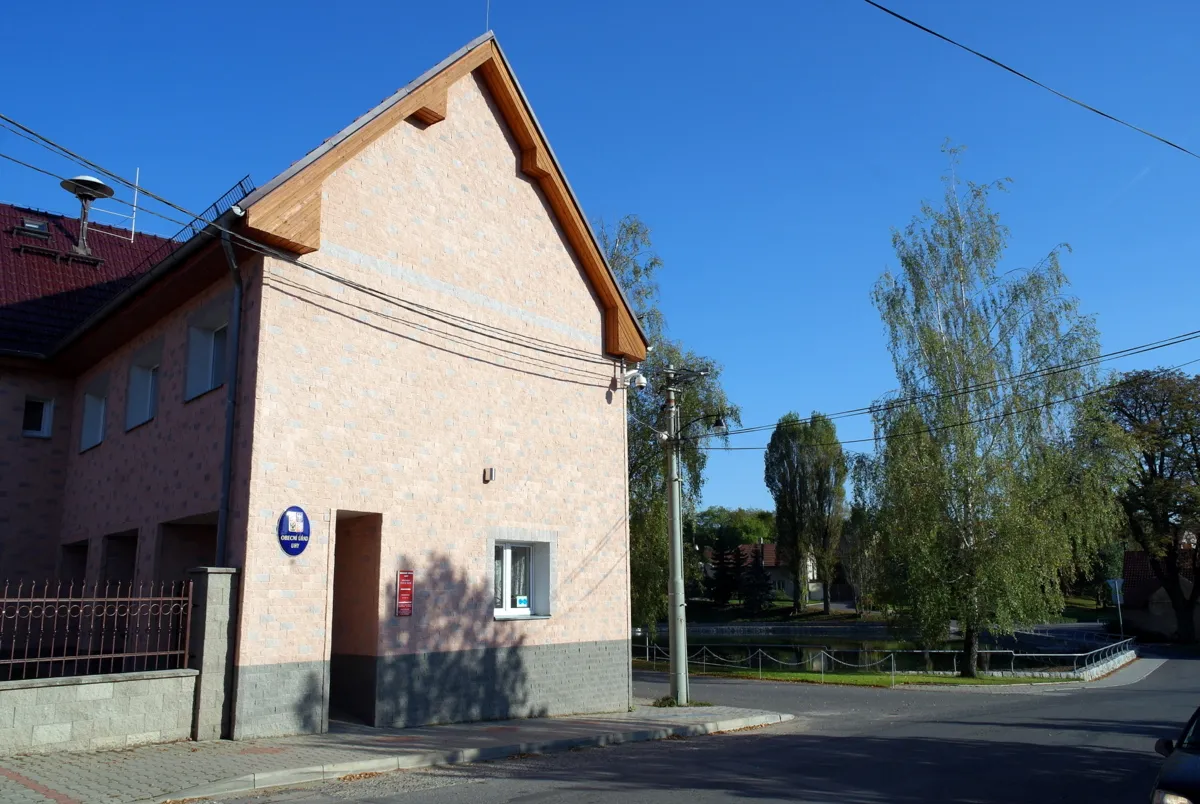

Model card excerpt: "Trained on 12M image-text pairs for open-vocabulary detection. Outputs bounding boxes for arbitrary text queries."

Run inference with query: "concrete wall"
[231,69,631,737]
[0,369,74,580]
[0,669,198,755]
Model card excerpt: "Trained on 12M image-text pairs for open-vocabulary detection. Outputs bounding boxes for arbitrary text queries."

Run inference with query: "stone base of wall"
[0,669,197,755]
[231,660,329,740]
[375,638,630,728]
[231,640,631,738]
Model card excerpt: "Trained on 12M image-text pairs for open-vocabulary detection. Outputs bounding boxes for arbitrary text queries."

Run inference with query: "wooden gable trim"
[242,40,647,361]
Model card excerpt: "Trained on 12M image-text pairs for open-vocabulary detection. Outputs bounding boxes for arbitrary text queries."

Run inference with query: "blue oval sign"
[277,506,311,556]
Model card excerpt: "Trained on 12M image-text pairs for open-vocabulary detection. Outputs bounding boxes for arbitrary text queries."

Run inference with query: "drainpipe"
[215,218,245,567]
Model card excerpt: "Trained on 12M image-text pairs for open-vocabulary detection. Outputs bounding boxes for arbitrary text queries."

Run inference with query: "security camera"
[632,374,648,390]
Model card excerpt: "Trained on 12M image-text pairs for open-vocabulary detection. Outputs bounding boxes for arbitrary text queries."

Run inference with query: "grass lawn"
[1059,595,1117,624]
[632,659,1068,687]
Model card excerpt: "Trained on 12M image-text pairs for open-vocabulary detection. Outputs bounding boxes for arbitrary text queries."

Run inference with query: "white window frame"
[185,297,230,401]
[494,542,534,618]
[126,339,163,430]
[21,396,54,438]
[80,379,108,453]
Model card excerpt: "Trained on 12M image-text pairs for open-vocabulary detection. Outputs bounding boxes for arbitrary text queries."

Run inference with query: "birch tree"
[870,147,1117,674]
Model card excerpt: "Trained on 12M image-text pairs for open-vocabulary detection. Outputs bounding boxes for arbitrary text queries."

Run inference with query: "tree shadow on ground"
[428,729,1165,803]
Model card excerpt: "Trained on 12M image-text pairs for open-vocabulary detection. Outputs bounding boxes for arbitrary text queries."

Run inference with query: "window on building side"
[185,305,229,401]
[494,543,534,617]
[126,339,163,430]
[80,379,108,452]
[21,396,53,437]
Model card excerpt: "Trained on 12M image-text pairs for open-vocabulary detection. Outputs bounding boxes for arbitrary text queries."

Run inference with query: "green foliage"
[867,147,1121,672]
[600,215,740,630]
[692,506,775,549]
[841,455,885,615]
[707,538,746,607]
[1102,369,1200,641]
[741,547,776,615]
[763,412,847,613]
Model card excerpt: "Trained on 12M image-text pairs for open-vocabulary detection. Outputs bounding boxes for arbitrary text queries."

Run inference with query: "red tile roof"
[704,544,782,567]
[0,202,177,356]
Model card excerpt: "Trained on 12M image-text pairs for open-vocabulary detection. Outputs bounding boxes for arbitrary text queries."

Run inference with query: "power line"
[860,0,1200,162]
[0,126,621,372]
[692,328,1200,441]
[700,356,1200,452]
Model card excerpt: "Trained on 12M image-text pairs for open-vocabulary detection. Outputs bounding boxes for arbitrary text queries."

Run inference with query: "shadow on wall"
[372,552,546,728]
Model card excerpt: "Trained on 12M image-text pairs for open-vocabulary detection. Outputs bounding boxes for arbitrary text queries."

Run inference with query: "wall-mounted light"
[483,467,495,483]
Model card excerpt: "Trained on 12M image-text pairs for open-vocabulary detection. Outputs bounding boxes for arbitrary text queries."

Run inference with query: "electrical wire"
[860,0,1200,161]
[699,356,1200,452]
[690,328,1200,441]
[0,118,620,369]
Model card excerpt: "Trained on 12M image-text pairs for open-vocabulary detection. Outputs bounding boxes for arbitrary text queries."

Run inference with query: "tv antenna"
[90,167,141,243]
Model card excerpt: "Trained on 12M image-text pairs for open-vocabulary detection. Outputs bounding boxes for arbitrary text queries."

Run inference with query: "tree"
[1103,369,1200,641]
[869,147,1118,675]
[807,414,848,615]
[600,215,740,630]
[692,506,775,551]
[841,455,884,616]
[765,413,812,614]
[763,412,847,614]
[707,537,746,608]
[741,544,776,615]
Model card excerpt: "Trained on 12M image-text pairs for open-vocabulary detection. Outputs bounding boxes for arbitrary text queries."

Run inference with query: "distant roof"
[0,203,175,356]
[704,544,782,568]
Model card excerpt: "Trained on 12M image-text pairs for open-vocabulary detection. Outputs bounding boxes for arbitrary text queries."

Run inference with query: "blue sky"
[3,1,1199,510]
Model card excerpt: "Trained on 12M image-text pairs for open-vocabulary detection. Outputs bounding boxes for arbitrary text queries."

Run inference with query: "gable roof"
[0,202,176,356]
[239,32,648,361]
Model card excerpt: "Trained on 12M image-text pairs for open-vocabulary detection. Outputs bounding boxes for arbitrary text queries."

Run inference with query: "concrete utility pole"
[663,366,689,705]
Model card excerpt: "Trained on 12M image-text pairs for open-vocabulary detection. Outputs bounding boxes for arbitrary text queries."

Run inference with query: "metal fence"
[0,580,192,682]
[634,638,1135,683]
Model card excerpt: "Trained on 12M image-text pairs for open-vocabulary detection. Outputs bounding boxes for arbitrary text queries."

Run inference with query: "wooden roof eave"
[238,33,648,362]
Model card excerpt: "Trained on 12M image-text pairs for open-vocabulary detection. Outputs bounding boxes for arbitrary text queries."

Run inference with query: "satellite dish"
[60,175,114,201]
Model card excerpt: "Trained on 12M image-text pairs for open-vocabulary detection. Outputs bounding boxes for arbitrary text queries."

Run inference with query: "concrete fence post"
[188,567,240,741]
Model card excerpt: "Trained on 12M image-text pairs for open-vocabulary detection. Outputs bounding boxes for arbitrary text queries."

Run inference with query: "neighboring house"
[1122,548,1197,638]
[702,543,817,600]
[0,32,647,739]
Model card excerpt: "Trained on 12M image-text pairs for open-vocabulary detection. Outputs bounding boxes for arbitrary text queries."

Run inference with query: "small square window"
[126,339,163,430]
[79,375,109,452]
[21,397,53,437]
[21,219,49,234]
[494,541,550,618]
[186,322,229,400]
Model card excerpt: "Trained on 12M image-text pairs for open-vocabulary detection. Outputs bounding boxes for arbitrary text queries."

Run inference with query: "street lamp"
[661,364,725,705]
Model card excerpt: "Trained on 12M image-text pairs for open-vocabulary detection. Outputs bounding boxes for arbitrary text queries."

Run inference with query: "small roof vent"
[59,175,115,256]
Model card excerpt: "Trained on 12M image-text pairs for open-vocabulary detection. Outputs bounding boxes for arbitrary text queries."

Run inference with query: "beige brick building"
[0,33,647,738]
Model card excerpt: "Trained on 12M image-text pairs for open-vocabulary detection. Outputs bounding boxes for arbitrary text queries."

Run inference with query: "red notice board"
[396,571,414,617]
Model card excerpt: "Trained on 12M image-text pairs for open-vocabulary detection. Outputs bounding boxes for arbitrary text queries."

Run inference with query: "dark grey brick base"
[373,638,630,728]
[230,640,630,737]
[231,660,329,739]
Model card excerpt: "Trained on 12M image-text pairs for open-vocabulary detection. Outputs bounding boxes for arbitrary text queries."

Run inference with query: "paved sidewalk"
[0,705,791,804]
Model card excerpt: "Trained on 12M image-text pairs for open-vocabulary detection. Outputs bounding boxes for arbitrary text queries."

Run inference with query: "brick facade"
[1,46,633,739]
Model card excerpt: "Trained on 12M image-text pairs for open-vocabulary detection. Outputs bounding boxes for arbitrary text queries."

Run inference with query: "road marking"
[0,766,82,804]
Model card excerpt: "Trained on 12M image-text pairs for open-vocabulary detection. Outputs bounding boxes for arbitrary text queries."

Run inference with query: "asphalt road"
[218,650,1199,804]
